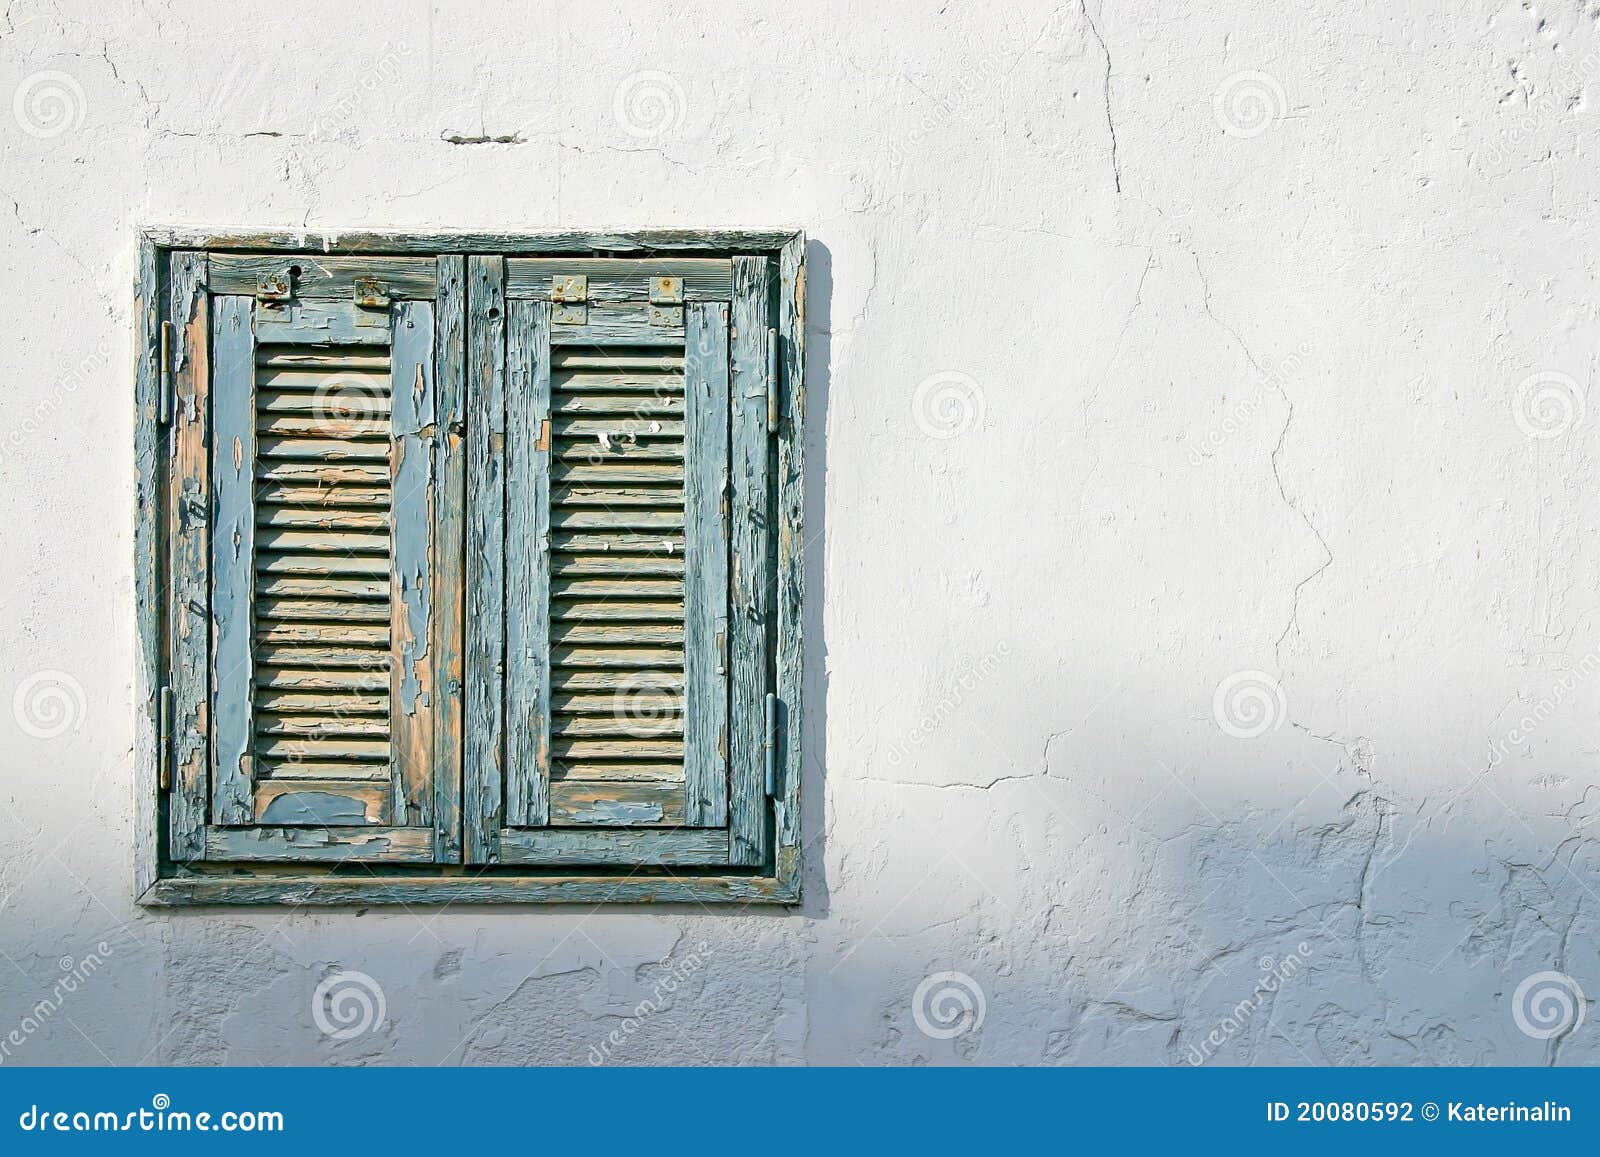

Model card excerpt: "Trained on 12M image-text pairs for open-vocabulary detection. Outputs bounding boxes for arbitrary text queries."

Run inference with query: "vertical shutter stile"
[728,256,773,866]
[464,256,506,864]
[167,252,211,861]
[210,296,257,824]
[684,301,731,826]
[389,300,437,827]
[431,256,468,863]
[506,300,553,827]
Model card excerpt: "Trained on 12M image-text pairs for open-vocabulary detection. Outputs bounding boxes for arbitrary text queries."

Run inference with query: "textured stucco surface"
[2,0,1600,1065]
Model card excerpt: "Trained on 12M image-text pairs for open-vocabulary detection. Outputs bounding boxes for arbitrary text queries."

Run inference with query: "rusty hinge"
[763,692,778,796]
[157,685,174,790]
[648,275,683,327]
[766,327,779,434]
[551,274,586,324]
[255,269,292,303]
[353,276,391,327]
[534,417,551,453]
[353,276,390,309]
[157,320,174,425]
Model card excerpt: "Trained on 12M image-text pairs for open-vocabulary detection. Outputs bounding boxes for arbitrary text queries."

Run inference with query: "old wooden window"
[134,231,805,905]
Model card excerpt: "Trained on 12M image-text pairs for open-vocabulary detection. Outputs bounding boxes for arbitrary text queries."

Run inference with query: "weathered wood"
[506,258,733,302]
[505,300,553,827]
[549,303,682,347]
[141,234,805,898]
[390,299,436,828]
[167,252,210,860]
[464,255,506,863]
[255,778,387,825]
[254,301,392,345]
[134,235,163,897]
[208,254,438,300]
[775,231,805,892]
[683,301,731,827]
[729,256,772,865]
[144,227,801,256]
[141,870,796,906]
[209,295,258,825]
[498,829,730,866]
[204,825,435,863]
[548,780,685,826]
[432,254,467,863]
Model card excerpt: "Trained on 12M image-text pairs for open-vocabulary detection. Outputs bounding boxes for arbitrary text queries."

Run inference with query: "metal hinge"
[353,276,391,327]
[763,692,778,796]
[157,321,174,425]
[157,685,174,790]
[353,276,390,309]
[255,269,292,303]
[766,327,779,434]
[648,275,683,327]
[551,274,586,324]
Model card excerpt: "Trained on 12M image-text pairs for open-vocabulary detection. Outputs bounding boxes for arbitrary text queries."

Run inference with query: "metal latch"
[648,275,683,327]
[255,269,292,303]
[158,685,174,790]
[158,321,174,425]
[552,274,586,324]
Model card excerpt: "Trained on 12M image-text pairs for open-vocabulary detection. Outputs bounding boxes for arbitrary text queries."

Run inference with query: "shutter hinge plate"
[552,274,587,324]
[255,269,292,303]
[648,275,683,327]
[353,276,390,309]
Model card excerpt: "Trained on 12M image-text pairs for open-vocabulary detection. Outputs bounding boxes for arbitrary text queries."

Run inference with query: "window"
[133,230,805,905]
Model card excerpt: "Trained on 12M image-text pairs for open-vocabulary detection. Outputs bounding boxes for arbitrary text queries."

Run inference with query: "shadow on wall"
[797,239,832,920]
[1,776,1597,1063]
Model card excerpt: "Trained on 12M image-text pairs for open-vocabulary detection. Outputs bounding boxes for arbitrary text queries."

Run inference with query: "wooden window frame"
[133,228,806,907]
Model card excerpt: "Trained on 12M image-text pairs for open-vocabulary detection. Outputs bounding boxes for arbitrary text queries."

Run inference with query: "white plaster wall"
[1,0,1598,1065]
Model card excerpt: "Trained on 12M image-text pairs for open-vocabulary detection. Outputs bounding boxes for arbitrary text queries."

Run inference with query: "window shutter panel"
[169,262,450,864]
[468,258,771,867]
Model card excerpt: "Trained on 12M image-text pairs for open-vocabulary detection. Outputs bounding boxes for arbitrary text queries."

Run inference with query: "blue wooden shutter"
[167,256,459,864]
[465,256,775,867]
